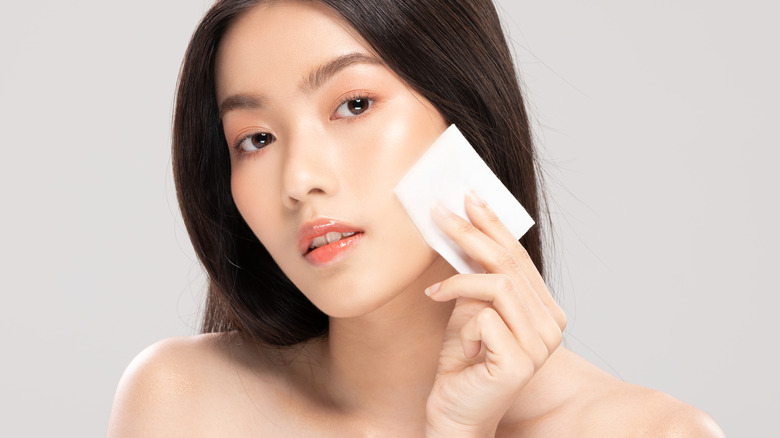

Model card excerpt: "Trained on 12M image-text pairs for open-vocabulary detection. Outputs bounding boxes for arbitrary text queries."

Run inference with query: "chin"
[298,272,414,319]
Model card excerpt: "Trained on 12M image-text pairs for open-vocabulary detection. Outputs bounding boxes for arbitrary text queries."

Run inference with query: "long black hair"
[173,0,547,347]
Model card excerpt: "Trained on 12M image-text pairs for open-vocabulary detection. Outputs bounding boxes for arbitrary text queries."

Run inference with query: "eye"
[334,97,373,119]
[236,132,275,152]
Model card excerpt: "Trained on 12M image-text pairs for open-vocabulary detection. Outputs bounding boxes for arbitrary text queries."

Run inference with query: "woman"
[107,0,724,436]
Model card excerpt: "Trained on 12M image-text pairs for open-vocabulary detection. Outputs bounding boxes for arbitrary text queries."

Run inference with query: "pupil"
[253,133,268,145]
[349,99,367,114]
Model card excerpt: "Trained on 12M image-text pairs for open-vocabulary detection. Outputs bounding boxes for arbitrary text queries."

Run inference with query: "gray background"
[1,0,776,436]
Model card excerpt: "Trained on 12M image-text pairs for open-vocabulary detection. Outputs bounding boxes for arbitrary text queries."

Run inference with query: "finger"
[460,307,535,380]
[431,202,521,276]
[431,203,565,333]
[428,274,562,362]
[463,191,567,332]
[463,189,520,255]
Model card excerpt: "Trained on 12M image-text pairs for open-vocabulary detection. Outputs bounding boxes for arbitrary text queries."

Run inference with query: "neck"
[318,257,456,421]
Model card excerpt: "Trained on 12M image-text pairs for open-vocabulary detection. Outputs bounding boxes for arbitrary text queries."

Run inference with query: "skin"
[107,1,726,437]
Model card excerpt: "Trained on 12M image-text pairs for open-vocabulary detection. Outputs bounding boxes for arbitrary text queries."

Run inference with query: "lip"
[296,217,364,257]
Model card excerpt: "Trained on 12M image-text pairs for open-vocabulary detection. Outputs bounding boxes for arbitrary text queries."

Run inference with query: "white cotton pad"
[394,124,535,274]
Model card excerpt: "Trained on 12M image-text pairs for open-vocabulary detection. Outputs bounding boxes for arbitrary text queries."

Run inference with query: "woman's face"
[216,0,451,318]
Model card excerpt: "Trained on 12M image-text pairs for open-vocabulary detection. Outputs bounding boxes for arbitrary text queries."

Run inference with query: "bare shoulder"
[502,348,725,437]
[106,333,266,437]
[578,375,725,437]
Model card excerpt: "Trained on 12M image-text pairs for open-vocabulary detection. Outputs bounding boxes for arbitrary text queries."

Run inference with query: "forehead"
[215,1,376,99]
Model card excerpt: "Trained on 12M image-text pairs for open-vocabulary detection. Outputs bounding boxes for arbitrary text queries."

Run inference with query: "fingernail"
[425,282,441,297]
[467,188,486,207]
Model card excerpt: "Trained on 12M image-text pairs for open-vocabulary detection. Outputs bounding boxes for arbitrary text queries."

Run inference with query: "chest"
[198,382,427,437]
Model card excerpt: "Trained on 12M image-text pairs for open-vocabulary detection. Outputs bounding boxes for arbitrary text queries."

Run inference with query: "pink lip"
[296,217,364,257]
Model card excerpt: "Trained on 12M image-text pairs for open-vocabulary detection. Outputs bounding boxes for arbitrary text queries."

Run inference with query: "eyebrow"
[218,52,383,118]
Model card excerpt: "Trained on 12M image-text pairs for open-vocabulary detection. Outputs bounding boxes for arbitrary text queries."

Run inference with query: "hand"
[424,191,567,437]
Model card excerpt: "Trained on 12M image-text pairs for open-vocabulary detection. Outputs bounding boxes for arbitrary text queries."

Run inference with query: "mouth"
[305,230,361,254]
[297,218,365,264]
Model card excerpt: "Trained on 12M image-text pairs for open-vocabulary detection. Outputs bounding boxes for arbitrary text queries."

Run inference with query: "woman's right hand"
[424,192,566,437]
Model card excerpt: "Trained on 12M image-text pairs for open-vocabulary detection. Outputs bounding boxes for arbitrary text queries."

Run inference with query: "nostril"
[279,138,339,204]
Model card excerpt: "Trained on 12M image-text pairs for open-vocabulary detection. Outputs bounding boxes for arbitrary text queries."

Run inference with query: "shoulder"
[503,348,725,437]
[579,380,725,437]
[106,333,262,437]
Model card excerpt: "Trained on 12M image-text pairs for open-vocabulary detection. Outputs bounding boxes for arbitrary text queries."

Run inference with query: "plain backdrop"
[1,0,777,436]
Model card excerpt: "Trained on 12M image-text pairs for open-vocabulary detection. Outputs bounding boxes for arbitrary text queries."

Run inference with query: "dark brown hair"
[173,0,547,347]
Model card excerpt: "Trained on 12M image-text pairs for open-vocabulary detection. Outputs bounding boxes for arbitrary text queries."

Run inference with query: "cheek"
[230,163,278,243]
[343,107,446,195]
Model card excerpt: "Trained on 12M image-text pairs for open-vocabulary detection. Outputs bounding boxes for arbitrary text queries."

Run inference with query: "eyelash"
[231,92,376,159]
[332,91,376,122]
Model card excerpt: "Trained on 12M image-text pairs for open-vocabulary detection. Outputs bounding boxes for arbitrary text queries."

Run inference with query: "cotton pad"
[394,124,535,274]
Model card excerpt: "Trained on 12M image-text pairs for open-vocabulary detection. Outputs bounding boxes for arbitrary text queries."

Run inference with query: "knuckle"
[556,308,568,332]
[455,219,477,235]
[549,304,567,332]
[495,250,519,270]
[476,307,500,325]
[496,274,515,295]
[541,324,563,353]
[530,338,549,370]
[486,209,502,224]
[513,243,532,263]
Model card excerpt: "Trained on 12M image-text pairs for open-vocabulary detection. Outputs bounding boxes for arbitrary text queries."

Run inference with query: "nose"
[280,128,339,210]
